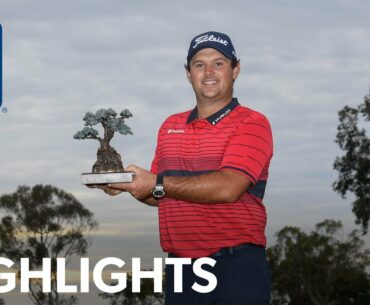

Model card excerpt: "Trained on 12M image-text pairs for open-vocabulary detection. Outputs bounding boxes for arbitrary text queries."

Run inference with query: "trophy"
[74,108,134,185]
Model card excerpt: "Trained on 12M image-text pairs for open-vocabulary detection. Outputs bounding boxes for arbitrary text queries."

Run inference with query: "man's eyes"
[193,61,225,69]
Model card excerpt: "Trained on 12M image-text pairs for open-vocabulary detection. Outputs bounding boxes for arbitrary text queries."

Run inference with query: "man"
[101,31,273,305]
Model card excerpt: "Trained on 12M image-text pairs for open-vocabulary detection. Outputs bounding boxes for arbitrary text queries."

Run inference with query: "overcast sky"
[1,0,370,304]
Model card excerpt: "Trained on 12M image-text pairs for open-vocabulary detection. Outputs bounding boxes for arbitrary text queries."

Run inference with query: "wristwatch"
[151,175,165,199]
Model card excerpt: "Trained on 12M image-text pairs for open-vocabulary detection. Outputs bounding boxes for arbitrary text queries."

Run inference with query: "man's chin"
[200,91,220,99]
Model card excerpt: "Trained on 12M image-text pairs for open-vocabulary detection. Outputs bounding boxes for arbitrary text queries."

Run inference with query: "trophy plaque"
[74,108,134,185]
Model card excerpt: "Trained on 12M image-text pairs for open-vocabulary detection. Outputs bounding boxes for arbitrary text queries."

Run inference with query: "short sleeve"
[220,115,273,184]
[150,151,158,174]
[150,134,160,175]
[150,120,167,175]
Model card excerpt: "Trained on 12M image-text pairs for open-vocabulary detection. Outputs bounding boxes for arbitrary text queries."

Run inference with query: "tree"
[99,273,164,305]
[74,108,133,173]
[0,185,98,305]
[333,89,370,233]
[267,219,370,305]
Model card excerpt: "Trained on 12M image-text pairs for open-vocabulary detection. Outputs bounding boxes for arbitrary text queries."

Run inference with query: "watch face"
[153,189,165,199]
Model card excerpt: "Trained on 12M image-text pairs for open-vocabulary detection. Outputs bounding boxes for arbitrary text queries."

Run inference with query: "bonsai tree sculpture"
[74,108,133,173]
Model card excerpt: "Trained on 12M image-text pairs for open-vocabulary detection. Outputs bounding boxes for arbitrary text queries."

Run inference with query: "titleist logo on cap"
[192,34,229,49]
[187,31,237,61]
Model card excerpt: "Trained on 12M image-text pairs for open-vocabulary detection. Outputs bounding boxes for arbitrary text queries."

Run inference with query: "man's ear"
[232,62,240,81]
[185,65,192,83]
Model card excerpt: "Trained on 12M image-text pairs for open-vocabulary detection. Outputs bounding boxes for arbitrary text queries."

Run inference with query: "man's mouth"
[202,79,218,85]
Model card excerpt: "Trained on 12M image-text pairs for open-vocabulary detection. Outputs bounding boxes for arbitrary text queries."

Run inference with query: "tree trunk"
[92,143,124,173]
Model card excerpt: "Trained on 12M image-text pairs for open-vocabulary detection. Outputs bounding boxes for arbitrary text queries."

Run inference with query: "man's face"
[186,48,240,103]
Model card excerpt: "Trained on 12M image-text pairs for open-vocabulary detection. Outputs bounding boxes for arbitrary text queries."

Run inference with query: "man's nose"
[204,65,215,76]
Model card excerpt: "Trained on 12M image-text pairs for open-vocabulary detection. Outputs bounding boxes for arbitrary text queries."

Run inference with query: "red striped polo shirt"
[150,98,273,258]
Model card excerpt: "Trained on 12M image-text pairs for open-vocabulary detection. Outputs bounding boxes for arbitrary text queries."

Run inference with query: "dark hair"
[184,58,240,72]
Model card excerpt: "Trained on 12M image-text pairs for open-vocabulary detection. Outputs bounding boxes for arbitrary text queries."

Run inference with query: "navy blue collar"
[187,98,240,125]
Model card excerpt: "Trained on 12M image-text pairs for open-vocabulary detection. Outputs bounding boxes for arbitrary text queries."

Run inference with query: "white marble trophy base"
[81,171,135,185]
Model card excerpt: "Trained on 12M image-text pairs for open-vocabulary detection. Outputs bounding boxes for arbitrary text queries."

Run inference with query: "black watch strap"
[152,174,165,199]
[156,174,164,186]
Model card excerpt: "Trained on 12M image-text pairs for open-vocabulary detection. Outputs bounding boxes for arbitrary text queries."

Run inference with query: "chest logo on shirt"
[168,129,185,134]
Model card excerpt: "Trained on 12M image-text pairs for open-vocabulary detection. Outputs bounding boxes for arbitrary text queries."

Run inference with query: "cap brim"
[187,45,236,62]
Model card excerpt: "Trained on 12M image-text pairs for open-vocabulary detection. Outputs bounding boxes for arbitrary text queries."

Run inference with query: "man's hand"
[108,164,156,201]
[85,165,158,206]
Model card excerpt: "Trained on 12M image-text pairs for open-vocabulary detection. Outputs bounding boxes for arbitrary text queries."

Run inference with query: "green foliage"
[333,89,370,233]
[73,108,133,142]
[120,109,133,119]
[107,117,133,135]
[73,127,99,140]
[267,219,370,305]
[0,185,98,305]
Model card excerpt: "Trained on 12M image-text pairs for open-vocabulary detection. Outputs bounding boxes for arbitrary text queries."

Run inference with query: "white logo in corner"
[168,129,185,134]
